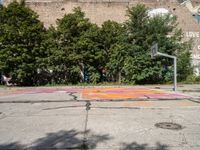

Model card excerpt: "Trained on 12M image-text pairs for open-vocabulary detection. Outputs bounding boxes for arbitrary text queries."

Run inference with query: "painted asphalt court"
[0,87,190,101]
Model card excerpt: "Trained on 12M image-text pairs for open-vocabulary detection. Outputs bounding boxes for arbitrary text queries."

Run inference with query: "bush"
[184,75,200,83]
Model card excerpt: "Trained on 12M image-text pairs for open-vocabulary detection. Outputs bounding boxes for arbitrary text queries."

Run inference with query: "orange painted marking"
[82,88,189,100]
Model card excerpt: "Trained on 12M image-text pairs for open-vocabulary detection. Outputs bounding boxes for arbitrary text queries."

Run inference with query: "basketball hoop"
[151,42,177,91]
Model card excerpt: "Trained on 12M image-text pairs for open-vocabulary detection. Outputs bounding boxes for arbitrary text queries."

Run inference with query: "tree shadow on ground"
[121,142,169,150]
[0,130,170,150]
[0,142,24,150]
[0,129,111,150]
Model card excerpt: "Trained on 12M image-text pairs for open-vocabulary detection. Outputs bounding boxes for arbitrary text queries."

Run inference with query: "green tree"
[176,41,192,81]
[99,20,127,82]
[0,0,45,85]
[75,24,103,83]
[123,4,192,83]
[40,7,102,84]
[0,3,191,85]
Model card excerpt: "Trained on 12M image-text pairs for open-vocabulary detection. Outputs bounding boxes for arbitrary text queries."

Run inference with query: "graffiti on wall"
[185,31,200,38]
[185,32,200,50]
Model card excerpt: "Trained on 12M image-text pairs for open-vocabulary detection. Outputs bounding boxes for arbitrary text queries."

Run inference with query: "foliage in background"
[0,2,193,86]
[0,0,45,85]
[183,75,200,84]
[100,20,127,83]
[39,7,103,84]
[122,5,192,84]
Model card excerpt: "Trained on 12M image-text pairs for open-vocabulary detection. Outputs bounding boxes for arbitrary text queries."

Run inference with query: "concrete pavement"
[0,85,200,149]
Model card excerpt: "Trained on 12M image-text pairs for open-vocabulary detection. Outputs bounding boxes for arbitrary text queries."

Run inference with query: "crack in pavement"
[144,95,150,99]
[43,105,85,110]
[188,99,200,104]
[82,101,91,148]
[0,112,7,120]
[68,92,78,100]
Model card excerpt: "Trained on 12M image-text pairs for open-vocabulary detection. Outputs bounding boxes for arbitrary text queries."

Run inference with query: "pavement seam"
[188,98,200,103]
[0,98,190,104]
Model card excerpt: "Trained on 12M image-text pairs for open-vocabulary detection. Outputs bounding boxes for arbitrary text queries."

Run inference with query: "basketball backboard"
[151,42,158,59]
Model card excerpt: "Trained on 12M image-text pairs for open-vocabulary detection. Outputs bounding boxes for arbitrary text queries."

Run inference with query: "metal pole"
[174,57,177,91]
[156,52,177,91]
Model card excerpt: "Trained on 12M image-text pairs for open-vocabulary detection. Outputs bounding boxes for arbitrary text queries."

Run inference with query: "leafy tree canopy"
[121,4,192,83]
[0,3,192,85]
[0,0,45,85]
